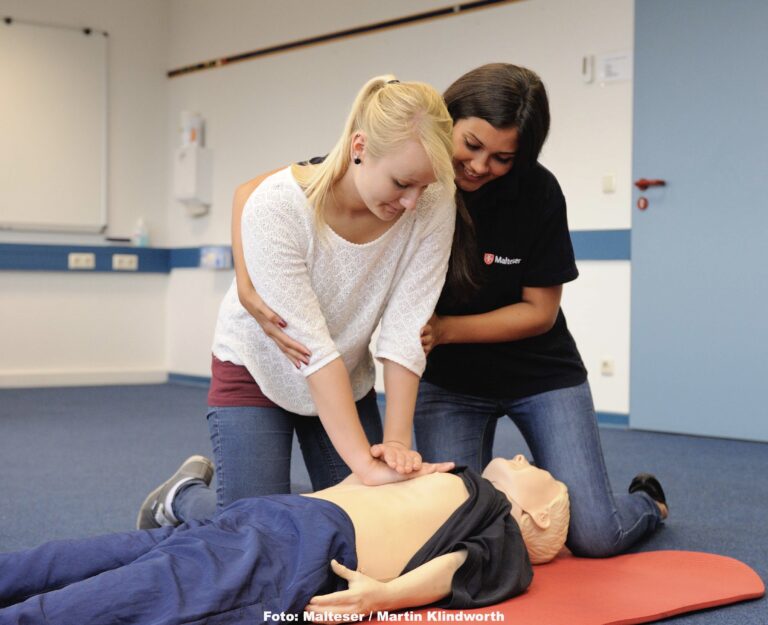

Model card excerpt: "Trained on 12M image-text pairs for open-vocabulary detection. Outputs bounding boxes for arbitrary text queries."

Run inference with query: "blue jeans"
[413,380,661,557]
[174,392,383,522]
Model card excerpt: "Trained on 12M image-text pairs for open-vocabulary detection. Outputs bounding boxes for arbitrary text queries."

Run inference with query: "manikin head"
[482,455,570,564]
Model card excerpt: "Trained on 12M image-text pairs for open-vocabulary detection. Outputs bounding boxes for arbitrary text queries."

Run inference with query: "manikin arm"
[304,553,468,621]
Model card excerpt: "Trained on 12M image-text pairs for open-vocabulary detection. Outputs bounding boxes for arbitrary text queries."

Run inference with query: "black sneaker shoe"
[136,455,214,530]
[628,473,667,509]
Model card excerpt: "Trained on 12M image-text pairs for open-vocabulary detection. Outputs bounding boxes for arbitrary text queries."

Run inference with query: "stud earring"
[353,156,361,165]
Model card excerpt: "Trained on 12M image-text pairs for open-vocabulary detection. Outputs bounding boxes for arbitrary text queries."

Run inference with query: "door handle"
[634,178,666,191]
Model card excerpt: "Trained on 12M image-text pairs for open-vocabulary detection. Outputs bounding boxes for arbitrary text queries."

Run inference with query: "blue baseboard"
[170,384,629,428]
[596,411,629,427]
[167,372,211,388]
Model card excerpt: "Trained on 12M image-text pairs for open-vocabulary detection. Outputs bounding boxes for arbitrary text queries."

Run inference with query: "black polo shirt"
[423,164,587,399]
[402,467,532,608]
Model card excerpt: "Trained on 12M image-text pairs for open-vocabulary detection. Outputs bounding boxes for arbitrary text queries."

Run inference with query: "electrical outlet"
[600,358,615,377]
[200,246,233,269]
[68,253,96,270]
[112,253,138,271]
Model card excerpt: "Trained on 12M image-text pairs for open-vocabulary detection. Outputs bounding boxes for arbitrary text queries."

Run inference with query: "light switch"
[602,174,616,194]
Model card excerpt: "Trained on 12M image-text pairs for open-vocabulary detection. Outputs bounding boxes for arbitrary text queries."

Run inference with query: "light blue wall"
[631,0,768,441]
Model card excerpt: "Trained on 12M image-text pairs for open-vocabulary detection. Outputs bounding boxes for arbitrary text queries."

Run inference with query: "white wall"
[2,0,635,415]
[165,268,233,378]
[161,0,633,247]
[166,0,452,72]
[0,272,167,387]
[563,262,631,414]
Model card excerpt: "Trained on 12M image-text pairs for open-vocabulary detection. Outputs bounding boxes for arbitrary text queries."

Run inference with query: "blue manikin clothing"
[0,495,356,625]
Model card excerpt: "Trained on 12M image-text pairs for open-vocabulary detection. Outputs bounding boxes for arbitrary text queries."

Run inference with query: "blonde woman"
[138,75,456,528]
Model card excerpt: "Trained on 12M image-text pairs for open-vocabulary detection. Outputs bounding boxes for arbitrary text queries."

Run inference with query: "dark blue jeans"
[414,380,661,557]
[174,391,383,522]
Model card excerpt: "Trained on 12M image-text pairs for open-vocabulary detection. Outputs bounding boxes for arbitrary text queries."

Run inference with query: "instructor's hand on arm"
[231,172,312,368]
[419,285,563,352]
[240,289,311,369]
[419,313,444,355]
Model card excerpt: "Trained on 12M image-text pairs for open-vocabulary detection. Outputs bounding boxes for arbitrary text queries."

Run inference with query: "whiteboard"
[0,20,108,233]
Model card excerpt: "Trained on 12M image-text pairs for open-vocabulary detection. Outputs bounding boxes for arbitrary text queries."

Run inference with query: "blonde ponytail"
[293,74,454,226]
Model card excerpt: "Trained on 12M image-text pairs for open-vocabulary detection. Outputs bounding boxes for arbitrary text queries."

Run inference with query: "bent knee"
[566,526,624,558]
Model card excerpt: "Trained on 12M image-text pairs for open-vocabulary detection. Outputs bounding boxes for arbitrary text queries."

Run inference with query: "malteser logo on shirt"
[483,253,521,266]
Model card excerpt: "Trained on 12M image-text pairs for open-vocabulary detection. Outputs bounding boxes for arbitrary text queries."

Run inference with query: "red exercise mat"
[382,551,764,624]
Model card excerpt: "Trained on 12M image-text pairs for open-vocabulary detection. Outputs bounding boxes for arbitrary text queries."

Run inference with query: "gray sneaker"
[136,455,214,530]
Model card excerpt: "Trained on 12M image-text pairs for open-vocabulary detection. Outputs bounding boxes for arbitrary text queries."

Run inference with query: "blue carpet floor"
[0,383,766,623]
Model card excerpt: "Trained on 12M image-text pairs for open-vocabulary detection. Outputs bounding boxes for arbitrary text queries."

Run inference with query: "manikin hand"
[357,458,454,487]
[419,313,444,355]
[237,285,311,368]
[304,559,387,621]
[370,441,422,474]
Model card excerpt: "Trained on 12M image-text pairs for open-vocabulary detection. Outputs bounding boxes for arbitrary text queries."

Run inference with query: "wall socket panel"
[112,253,139,271]
[68,252,96,270]
[600,358,615,377]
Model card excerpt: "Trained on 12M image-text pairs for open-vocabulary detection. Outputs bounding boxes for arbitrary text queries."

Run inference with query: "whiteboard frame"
[0,18,109,234]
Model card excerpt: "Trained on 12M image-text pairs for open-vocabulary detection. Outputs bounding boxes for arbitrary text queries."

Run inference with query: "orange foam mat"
[392,551,764,625]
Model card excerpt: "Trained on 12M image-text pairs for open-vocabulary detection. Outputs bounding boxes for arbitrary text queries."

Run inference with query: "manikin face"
[452,117,518,192]
[352,136,437,222]
[482,455,562,529]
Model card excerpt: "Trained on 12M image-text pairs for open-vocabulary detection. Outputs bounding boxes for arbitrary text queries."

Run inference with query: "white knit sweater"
[212,167,455,416]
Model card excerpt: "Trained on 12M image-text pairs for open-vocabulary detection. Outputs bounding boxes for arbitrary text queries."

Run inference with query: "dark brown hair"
[445,63,550,169]
[441,63,551,305]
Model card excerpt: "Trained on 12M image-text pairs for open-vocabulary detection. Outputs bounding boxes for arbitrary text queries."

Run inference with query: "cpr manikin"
[482,454,570,564]
[0,460,570,623]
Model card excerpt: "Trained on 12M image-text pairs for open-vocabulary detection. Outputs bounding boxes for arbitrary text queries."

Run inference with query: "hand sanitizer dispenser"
[174,111,212,217]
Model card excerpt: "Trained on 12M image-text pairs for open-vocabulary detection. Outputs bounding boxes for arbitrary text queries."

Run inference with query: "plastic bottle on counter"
[132,218,149,247]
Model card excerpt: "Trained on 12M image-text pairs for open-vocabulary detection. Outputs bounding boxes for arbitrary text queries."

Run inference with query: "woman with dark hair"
[414,63,667,558]
[233,64,667,558]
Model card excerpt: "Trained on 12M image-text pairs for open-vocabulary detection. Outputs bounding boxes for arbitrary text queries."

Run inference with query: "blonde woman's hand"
[237,285,311,368]
[370,441,422,474]
[357,458,454,487]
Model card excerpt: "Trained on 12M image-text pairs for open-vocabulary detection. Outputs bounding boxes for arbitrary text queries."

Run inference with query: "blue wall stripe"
[571,229,631,261]
[169,247,204,269]
[0,229,630,272]
[0,243,170,273]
